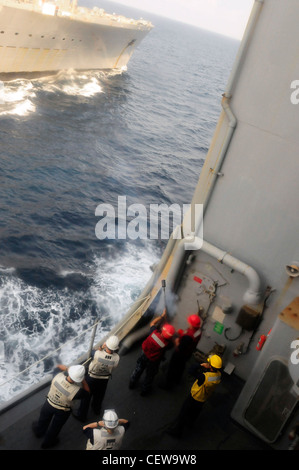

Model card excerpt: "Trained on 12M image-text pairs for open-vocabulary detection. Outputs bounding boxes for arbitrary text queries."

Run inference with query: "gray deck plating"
[0,342,271,451]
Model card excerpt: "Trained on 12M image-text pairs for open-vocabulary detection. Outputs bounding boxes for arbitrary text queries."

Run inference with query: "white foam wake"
[90,241,160,325]
[41,69,104,97]
[0,80,36,117]
[0,67,127,117]
[0,241,160,405]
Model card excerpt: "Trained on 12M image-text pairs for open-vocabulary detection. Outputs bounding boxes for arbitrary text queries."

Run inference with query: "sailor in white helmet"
[77,335,120,420]
[32,363,90,449]
[83,409,129,450]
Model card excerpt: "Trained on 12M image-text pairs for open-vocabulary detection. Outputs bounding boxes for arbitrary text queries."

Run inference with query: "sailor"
[129,309,175,396]
[76,335,120,420]
[83,409,129,450]
[32,364,90,449]
[166,354,222,438]
[161,314,202,389]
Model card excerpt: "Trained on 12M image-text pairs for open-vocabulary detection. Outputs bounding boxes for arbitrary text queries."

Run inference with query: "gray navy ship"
[0,0,153,79]
[0,0,298,452]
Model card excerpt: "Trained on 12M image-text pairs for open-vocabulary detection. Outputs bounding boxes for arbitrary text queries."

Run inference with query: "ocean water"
[0,2,239,404]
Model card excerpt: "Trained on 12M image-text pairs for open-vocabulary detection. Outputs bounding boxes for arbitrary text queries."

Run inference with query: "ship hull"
[0,5,151,78]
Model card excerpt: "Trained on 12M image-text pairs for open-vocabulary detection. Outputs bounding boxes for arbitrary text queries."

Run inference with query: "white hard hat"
[106,335,119,351]
[103,409,119,429]
[68,365,85,383]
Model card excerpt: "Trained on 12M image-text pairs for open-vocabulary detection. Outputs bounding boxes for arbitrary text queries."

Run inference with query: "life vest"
[191,371,221,402]
[88,349,120,379]
[142,329,169,361]
[86,426,125,450]
[47,372,80,411]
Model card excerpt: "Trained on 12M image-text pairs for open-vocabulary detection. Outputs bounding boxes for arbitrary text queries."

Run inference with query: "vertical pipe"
[87,320,98,359]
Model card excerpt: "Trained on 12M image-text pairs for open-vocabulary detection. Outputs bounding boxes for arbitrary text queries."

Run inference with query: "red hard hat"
[188,314,201,328]
[162,324,175,338]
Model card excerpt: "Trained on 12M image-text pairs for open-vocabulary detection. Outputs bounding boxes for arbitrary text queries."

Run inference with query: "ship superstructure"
[0,0,153,79]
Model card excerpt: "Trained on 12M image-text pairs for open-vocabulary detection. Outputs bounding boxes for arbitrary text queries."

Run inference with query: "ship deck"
[0,339,272,453]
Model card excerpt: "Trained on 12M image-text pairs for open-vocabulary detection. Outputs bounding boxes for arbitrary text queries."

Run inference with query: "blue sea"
[0,1,239,404]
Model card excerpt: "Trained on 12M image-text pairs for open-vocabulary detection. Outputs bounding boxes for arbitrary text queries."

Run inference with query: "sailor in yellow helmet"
[167,354,222,438]
[191,354,222,402]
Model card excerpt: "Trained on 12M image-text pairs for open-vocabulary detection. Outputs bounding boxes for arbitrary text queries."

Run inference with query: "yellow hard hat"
[207,354,222,369]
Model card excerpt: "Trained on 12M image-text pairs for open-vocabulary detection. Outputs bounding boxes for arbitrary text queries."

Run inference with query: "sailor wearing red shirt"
[129,309,175,396]
[162,314,202,389]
